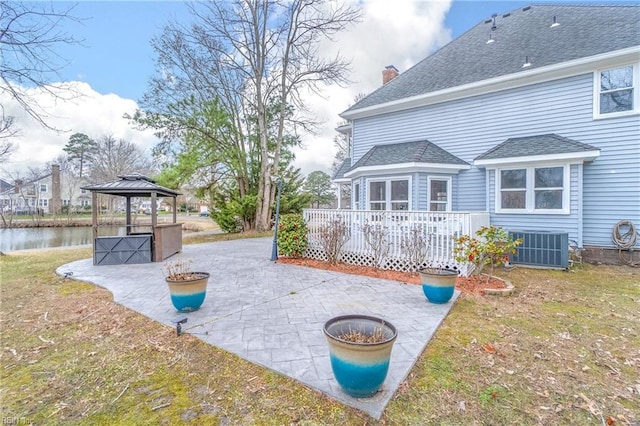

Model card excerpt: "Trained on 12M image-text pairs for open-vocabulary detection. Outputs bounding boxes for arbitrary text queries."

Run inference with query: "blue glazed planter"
[166,272,209,312]
[419,268,458,304]
[323,315,397,398]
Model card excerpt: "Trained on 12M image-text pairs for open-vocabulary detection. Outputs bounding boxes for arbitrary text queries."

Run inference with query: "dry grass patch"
[0,247,365,425]
[1,244,638,425]
[386,264,640,425]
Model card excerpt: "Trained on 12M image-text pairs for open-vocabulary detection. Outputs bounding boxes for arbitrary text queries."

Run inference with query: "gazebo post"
[172,196,177,223]
[91,192,98,240]
[151,192,157,228]
[125,196,132,235]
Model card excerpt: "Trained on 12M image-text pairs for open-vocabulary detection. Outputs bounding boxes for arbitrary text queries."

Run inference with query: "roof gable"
[332,157,352,180]
[476,134,599,160]
[475,134,600,166]
[348,140,468,172]
[345,5,640,115]
[81,173,180,197]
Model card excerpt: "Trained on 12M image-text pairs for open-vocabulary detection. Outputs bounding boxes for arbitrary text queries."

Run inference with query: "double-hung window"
[390,180,409,210]
[367,177,410,210]
[40,184,48,192]
[594,63,639,118]
[427,177,451,211]
[497,166,569,214]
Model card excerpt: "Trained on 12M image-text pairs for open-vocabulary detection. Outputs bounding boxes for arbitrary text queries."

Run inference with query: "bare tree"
[138,0,361,231]
[331,92,366,173]
[0,1,82,131]
[0,105,18,162]
[89,135,154,183]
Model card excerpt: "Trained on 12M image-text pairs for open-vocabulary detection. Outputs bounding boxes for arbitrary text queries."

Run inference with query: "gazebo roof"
[81,173,181,197]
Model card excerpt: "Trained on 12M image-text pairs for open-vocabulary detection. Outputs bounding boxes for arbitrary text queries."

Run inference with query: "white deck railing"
[303,209,490,276]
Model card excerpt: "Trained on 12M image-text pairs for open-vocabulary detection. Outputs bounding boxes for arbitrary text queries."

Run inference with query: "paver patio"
[57,237,458,419]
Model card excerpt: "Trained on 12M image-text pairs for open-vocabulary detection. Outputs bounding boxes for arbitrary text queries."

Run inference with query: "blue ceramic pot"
[324,315,397,398]
[166,272,209,312]
[419,268,458,304]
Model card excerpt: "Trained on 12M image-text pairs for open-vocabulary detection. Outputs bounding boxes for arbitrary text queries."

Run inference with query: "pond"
[0,226,126,252]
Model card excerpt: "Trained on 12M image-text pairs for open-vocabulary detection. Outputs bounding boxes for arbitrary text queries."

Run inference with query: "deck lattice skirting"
[303,209,490,277]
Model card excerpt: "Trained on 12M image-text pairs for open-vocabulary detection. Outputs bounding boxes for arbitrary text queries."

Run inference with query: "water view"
[0,226,126,252]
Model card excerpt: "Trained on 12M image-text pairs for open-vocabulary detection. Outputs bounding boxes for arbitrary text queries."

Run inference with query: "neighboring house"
[0,165,92,214]
[333,4,640,263]
[0,178,13,212]
[0,165,62,214]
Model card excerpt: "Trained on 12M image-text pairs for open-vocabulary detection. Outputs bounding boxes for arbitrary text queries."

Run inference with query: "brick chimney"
[382,65,399,85]
[51,164,61,214]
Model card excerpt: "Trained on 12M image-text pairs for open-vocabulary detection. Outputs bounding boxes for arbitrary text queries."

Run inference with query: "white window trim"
[40,184,48,192]
[365,176,412,211]
[352,182,360,210]
[495,165,570,215]
[593,62,640,119]
[427,176,452,212]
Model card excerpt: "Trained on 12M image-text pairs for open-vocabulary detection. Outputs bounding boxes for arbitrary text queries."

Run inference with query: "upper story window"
[367,177,410,211]
[40,184,48,192]
[595,63,639,118]
[497,165,569,214]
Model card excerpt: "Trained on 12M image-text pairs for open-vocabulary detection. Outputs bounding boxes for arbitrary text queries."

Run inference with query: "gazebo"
[81,173,182,265]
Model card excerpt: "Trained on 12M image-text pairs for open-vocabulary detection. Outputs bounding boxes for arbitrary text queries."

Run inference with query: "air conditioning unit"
[509,231,569,269]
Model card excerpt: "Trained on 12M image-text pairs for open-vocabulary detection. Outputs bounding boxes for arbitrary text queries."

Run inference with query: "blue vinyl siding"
[486,166,581,245]
[351,72,640,248]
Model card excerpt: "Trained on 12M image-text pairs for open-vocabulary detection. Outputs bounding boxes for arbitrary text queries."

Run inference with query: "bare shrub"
[338,323,387,343]
[400,225,432,272]
[362,220,390,268]
[318,218,350,265]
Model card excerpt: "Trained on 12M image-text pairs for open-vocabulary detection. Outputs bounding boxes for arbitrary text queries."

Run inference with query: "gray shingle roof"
[333,158,352,180]
[345,4,640,113]
[475,134,599,160]
[349,140,468,171]
[0,178,12,193]
[81,173,180,197]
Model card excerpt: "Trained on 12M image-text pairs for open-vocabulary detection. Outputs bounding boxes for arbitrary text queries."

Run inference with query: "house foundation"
[581,246,639,267]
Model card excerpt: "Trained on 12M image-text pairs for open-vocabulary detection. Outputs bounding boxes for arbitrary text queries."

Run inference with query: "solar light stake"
[174,317,188,336]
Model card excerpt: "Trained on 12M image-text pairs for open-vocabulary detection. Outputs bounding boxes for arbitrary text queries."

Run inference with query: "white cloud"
[1,82,158,176]
[293,0,453,177]
[2,0,453,180]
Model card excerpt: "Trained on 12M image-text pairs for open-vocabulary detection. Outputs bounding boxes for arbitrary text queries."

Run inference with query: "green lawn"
[1,241,638,425]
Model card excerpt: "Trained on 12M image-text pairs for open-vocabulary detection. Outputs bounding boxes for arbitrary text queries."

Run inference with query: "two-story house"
[333,4,639,265]
[0,165,62,214]
[0,164,93,215]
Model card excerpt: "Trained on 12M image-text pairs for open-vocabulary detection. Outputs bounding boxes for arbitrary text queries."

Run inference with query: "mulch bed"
[276,257,507,296]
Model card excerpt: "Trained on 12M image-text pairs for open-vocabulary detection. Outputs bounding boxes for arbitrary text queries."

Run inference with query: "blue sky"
[4,0,634,176]
[57,1,542,101]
